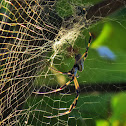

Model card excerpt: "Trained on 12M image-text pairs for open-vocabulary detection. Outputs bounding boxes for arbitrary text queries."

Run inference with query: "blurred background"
[1,0,126,126]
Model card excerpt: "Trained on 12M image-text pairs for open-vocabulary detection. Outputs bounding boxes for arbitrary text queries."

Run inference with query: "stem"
[87,0,126,22]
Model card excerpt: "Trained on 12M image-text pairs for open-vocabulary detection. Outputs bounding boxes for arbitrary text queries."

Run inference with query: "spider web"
[1,0,126,126]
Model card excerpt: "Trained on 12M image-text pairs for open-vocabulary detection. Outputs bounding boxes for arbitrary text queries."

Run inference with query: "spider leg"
[59,76,80,115]
[49,66,71,75]
[45,76,80,118]
[78,32,92,62]
[32,77,74,95]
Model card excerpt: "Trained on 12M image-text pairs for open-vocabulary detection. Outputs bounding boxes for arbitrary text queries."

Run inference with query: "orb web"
[1,0,126,126]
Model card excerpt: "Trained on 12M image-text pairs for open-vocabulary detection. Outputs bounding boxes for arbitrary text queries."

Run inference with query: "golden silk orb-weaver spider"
[33,32,92,118]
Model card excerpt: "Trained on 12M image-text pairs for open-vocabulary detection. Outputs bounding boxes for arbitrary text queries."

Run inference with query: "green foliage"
[110,93,126,126]
[23,93,112,126]
[56,0,102,17]
[96,119,109,126]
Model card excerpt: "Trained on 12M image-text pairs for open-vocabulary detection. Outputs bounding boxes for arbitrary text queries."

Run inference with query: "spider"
[33,32,92,118]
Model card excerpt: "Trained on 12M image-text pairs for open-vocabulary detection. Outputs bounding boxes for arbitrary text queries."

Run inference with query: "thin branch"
[87,0,126,22]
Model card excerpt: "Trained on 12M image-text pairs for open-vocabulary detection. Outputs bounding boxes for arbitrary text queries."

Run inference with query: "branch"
[86,0,126,22]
